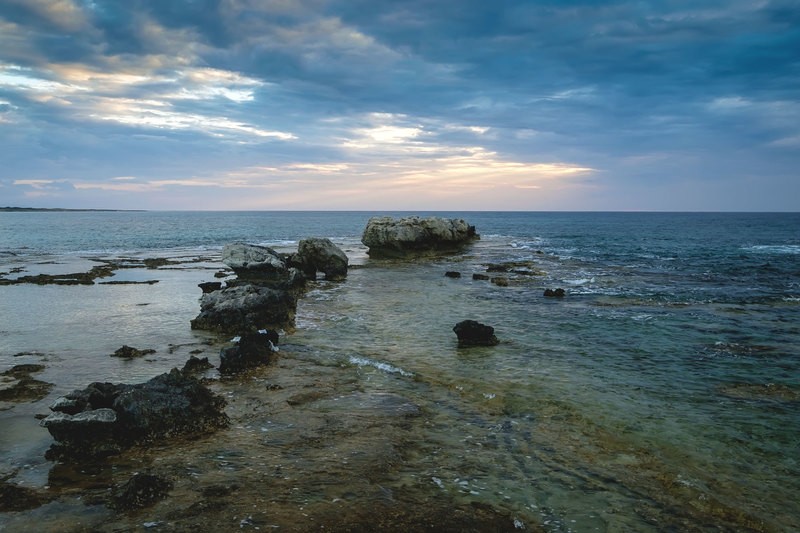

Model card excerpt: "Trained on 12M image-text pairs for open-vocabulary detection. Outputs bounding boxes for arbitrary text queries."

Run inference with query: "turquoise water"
[1,211,799,531]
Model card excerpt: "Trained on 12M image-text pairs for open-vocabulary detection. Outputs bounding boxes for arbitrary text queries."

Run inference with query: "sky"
[0,0,798,211]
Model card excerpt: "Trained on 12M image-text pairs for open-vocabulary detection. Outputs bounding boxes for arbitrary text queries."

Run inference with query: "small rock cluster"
[191,238,349,334]
[41,368,229,459]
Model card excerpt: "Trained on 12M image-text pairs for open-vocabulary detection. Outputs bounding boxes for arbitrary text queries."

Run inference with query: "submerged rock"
[41,369,228,459]
[191,284,297,334]
[361,216,478,258]
[0,481,50,512]
[111,473,173,511]
[544,288,566,298]
[0,364,53,403]
[219,331,278,375]
[445,271,462,278]
[292,237,349,281]
[111,345,156,358]
[453,320,500,347]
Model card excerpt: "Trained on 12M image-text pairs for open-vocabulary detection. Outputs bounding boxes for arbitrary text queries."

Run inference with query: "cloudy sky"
[1,0,798,210]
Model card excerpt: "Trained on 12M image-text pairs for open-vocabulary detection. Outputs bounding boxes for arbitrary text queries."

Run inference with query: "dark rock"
[213,271,228,278]
[191,284,297,334]
[111,345,156,358]
[453,320,499,347]
[181,356,214,374]
[0,480,49,512]
[291,237,349,281]
[472,273,490,281]
[491,277,509,287]
[198,281,222,293]
[486,264,509,272]
[111,473,173,511]
[544,288,566,298]
[42,369,228,459]
[2,364,45,376]
[445,271,461,278]
[219,332,278,375]
[361,216,478,258]
[0,364,53,403]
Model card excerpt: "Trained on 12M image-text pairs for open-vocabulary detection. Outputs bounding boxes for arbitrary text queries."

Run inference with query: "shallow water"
[1,211,799,531]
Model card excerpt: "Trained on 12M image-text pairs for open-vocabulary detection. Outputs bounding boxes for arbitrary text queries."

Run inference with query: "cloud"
[0,0,798,210]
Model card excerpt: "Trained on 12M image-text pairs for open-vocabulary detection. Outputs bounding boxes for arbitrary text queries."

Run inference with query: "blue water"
[1,211,799,531]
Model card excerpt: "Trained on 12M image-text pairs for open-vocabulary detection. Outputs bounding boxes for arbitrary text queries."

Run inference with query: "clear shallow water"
[1,211,799,531]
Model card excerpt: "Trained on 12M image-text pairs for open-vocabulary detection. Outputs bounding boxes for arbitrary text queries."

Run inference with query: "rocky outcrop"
[0,364,53,403]
[41,369,228,459]
[193,239,349,335]
[219,331,278,375]
[361,216,478,258]
[544,288,566,298]
[111,345,155,358]
[453,320,499,347]
[291,237,349,281]
[222,243,288,285]
[191,284,297,334]
[198,281,222,293]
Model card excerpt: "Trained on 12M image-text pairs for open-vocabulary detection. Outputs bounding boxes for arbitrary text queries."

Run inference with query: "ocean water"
[1,211,799,531]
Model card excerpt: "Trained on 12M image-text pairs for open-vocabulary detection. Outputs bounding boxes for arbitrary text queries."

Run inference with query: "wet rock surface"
[544,288,566,298]
[0,364,53,405]
[110,473,173,511]
[0,350,536,532]
[42,369,229,459]
[361,216,478,258]
[111,345,156,358]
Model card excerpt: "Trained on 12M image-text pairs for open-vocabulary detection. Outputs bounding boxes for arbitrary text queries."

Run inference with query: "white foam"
[348,355,413,377]
[744,244,800,255]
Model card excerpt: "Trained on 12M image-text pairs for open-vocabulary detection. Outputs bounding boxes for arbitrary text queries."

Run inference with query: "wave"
[347,355,413,377]
[743,245,800,255]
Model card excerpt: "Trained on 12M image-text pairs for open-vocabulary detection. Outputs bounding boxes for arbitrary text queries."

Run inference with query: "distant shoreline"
[0,207,145,212]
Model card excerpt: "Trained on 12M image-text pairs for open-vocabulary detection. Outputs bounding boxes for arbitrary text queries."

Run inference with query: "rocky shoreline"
[2,216,540,531]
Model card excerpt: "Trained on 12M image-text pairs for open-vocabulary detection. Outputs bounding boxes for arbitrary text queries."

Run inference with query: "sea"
[1,211,798,532]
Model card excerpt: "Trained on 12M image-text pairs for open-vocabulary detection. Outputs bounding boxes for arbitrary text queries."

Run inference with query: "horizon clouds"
[1,0,798,210]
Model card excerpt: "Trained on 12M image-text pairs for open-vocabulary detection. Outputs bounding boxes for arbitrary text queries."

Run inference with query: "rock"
[491,277,509,287]
[291,237,349,281]
[0,481,50,512]
[472,273,490,281]
[42,369,228,459]
[0,365,53,403]
[111,345,156,358]
[453,320,499,347]
[445,271,461,278]
[181,356,214,374]
[361,216,478,258]
[191,284,297,334]
[718,383,799,402]
[544,288,566,298]
[198,281,222,293]
[221,243,288,284]
[219,332,278,375]
[111,473,173,510]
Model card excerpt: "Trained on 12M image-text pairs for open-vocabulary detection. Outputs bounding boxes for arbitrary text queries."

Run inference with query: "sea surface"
[1,211,799,531]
